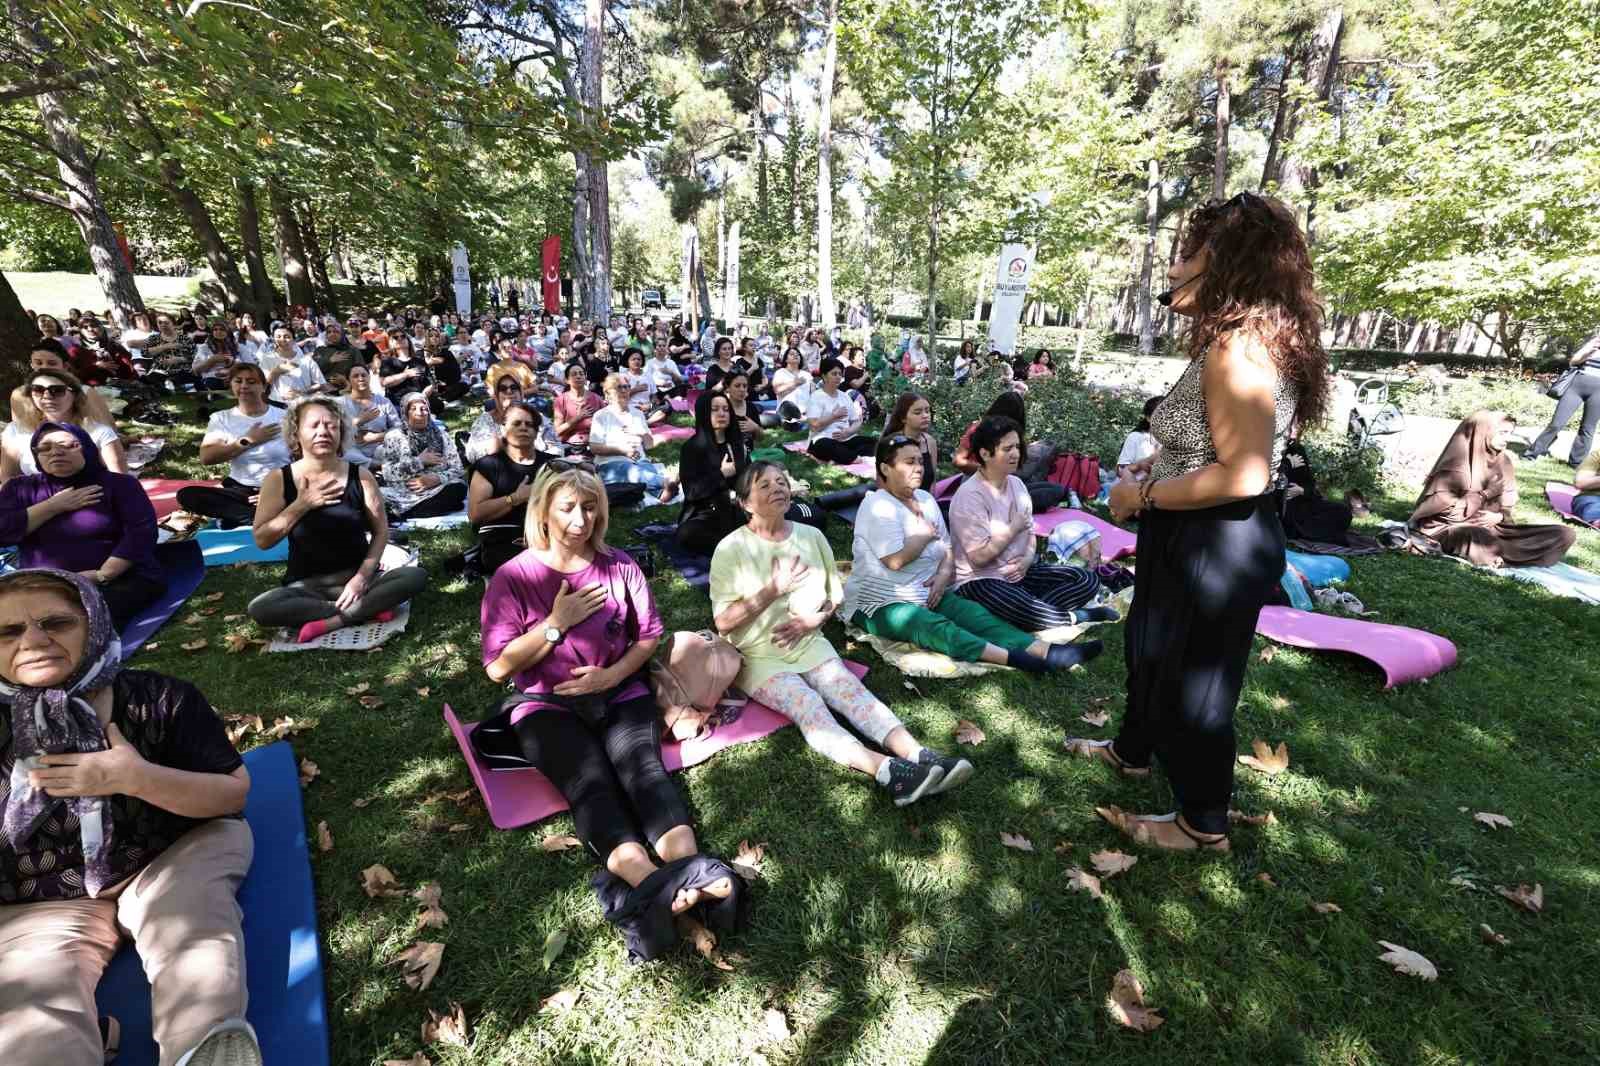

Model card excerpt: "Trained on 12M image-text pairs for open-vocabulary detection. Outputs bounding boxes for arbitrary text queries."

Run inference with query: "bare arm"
[251,468,306,548]
[713,578,781,634]
[1576,469,1600,491]
[879,531,939,571]
[99,439,127,475]
[485,626,555,683]
[467,469,527,523]
[1145,335,1278,511]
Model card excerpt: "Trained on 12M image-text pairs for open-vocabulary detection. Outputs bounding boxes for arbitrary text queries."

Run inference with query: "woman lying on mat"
[1575,451,1600,524]
[710,460,971,806]
[249,397,427,643]
[844,437,1101,674]
[805,358,877,464]
[1,368,125,482]
[375,393,468,521]
[0,423,166,631]
[478,465,744,961]
[0,569,260,1066]
[468,402,545,574]
[948,416,1117,633]
[1409,410,1575,568]
[884,391,939,493]
[591,375,678,506]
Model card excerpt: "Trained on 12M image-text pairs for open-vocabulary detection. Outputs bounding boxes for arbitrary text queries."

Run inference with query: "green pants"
[852,595,1036,663]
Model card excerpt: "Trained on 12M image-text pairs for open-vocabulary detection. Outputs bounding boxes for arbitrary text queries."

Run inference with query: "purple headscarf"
[0,569,123,896]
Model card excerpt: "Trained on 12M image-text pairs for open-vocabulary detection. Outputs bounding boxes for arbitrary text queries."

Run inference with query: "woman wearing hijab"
[376,394,468,519]
[0,423,165,630]
[1409,410,1575,568]
[0,569,259,1066]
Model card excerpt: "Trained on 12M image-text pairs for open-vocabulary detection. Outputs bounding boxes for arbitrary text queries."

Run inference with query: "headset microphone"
[1156,274,1203,307]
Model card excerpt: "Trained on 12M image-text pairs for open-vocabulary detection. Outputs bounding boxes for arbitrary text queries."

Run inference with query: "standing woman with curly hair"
[1071,192,1329,852]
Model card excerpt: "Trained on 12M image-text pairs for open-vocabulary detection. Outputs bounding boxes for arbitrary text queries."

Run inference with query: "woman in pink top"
[552,363,603,443]
[475,464,744,960]
[949,415,1118,633]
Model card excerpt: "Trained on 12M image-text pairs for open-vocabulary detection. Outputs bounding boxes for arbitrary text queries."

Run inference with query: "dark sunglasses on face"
[29,384,71,398]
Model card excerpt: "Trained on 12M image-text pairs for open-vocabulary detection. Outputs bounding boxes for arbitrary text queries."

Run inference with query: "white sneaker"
[174,1019,262,1066]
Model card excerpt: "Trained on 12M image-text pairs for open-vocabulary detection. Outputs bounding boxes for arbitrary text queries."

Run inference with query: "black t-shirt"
[432,348,463,386]
[472,452,543,533]
[0,670,244,903]
[380,353,432,391]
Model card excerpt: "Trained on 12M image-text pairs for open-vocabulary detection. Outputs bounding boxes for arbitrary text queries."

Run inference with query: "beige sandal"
[1096,806,1231,852]
[1064,738,1150,777]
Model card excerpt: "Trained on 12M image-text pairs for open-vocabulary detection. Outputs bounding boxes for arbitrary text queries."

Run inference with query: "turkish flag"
[541,237,561,314]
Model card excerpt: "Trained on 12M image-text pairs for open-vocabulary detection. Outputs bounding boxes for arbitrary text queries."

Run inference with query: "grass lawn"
[128,394,1600,1065]
[6,271,201,316]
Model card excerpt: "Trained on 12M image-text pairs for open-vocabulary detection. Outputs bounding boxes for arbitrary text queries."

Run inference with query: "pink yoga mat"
[1255,606,1457,689]
[444,661,869,830]
[782,439,875,479]
[1546,481,1600,530]
[1033,508,1138,561]
[652,423,694,443]
[141,478,218,520]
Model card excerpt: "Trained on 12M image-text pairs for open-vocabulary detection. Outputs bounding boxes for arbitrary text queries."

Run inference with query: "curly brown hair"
[1180,191,1329,429]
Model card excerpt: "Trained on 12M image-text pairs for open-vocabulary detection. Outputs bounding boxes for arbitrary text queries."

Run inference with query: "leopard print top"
[1149,352,1298,486]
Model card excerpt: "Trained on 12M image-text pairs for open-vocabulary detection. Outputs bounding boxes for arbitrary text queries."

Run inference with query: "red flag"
[541,237,561,314]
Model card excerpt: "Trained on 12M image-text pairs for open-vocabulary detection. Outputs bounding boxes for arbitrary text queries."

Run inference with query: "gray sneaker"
[174,1019,262,1066]
[916,748,975,794]
[882,757,945,806]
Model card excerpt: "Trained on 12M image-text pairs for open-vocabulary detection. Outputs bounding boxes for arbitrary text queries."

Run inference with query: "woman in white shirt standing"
[590,374,678,506]
[805,358,876,464]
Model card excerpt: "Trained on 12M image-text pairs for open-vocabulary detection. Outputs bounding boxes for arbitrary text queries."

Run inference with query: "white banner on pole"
[451,244,472,318]
[986,243,1036,356]
[722,221,741,326]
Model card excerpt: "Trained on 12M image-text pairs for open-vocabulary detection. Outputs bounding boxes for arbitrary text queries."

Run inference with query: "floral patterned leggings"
[751,658,905,768]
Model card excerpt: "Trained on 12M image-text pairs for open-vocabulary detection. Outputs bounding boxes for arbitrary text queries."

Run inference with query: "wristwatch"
[544,625,563,645]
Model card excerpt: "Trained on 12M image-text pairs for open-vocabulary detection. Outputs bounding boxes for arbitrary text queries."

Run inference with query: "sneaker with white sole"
[881,756,944,806]
[916,748,975,794]
[174,1019,262,1066]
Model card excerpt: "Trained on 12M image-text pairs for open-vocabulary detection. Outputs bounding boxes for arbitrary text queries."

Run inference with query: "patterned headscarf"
[398,392,445,458]
[0,569,123,896]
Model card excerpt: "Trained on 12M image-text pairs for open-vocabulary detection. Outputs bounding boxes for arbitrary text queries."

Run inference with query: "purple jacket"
[0,422,160,581]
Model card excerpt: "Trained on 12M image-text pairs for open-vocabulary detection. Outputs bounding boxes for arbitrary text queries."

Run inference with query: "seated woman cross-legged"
[590,374,678,506]
[844,436,1102,673]
[467,402,545,574]
[1574,450,1600,524]
[375,393,469,521]
[0,570,260,1066]
[477,466,743,961]
[248,398,428,643]
[710,461,972,805]
[0,423,167,631]
[949,416,1118,633]
[805,358,877,464]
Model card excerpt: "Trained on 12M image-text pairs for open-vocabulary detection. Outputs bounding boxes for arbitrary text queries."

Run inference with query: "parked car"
[641,289,663,309]
[665,292,683,310]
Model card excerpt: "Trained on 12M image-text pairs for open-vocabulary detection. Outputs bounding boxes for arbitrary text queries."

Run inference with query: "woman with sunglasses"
[2,370,126,482]
[1079,192,1329,853]
[466,365,538,463]
[467,402,545,573]
[590,375,677,506]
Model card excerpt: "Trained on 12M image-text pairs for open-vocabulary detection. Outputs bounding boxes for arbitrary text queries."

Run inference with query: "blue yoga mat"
[94,742,330,1066]
[635,522,711,588]
[195,525,290,567]
[121,540,205,655]
[1285,549,1351,588]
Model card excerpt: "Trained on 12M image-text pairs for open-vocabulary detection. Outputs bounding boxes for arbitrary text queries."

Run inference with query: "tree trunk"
[1212,60,1231,200]
[1136,159,1161,355]
[1260,52,1295,190]
[236,180,276,316]
[297,204,337,314]
[972,256,987,322]
[152,154,252,313]
[1404,318,1425,354]
[1277,9,1344,214]
[572,159,593,317]
[1162,208,1185,339]
[329,224,349,280]
[269,180,315,307]
[925,204,940,369]
[0,267,39,395]
[815,0,839,329]
[582,0,612,325]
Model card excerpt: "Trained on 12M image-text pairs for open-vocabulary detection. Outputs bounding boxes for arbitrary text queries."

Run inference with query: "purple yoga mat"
[445,661,869,830]
[782,439,875,478]
[651,422,694,443]
[1255,606,1457,689]
[1033,508,1138,561]
[1546,481,1600,530]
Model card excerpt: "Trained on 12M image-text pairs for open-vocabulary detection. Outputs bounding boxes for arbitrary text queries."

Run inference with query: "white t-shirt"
[1117,430,1158,468]
[192,344,246,374]
[619,369,651,413]
[4,421,121,476]
[800,342,823,373]
[841,488,949,620]
[201,406,291,486]
[642,356,681,394]
[772,368,812,408]
[590,405,651,456]
[237,330,269,361]
[120,328,153,351]
[805,388,859,444]
[264,355,327,401]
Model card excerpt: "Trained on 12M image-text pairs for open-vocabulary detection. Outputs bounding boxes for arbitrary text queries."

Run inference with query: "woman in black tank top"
[246,397,429,643]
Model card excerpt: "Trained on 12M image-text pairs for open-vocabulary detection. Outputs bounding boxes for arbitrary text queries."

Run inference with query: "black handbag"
[1546,367,1579,400]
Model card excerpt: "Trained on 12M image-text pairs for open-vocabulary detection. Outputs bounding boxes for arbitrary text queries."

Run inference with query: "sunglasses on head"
[29,383,71,398]
[1221,190,1263,210]
[883,434,918,450]
[547,457,597,474]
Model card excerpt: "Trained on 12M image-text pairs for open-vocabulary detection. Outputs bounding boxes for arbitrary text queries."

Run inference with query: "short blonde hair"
[12,368,117,433]
[284,395,352,460]
[524,465,611,555]
[601,372,628,401]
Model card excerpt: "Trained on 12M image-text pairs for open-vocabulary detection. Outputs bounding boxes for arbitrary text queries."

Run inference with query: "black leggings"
[101,571,167,632]
[1112,493,1284,835]
[429,380,471,415]
[512,694,691,860]
[175,477,258,528]
[396,481,468,520]
[808,435,877,464]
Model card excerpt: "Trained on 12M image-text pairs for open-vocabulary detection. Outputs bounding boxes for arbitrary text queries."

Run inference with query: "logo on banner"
[545,267,559,284]
[1007,257,1028,279]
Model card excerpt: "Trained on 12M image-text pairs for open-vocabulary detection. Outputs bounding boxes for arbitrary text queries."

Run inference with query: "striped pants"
[954,564,1101,632]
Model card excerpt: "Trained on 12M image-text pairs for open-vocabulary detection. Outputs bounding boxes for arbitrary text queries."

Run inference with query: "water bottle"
[1068,489,1082,509]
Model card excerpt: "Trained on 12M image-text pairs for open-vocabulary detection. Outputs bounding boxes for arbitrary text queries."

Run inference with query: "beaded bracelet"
[1139,476,1160,510]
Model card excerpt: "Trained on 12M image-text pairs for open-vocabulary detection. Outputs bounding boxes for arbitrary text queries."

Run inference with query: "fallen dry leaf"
[223,633,251,653]
[1000,832,1035,853]
[361,864,407,898]
[357,694,385,710]
[682,918,731,969]
[1473,812,1514,830]
[953,719,986,746]
[391,941,444,991]
[1078,710,1110,728]
[222,613,244,622]
[1496,883,1543,915]
[198,607,218,617]
[179,638,208,652]
[143,642,161,652]
[1256,872,1278,889]
[421,1002,469,1047]
[1053,841,1074,856]
[1106,969,1164,1032]
[1090,849,1137,878]
[1259,643,1278,663]
[345,682,370,695]
[1064,866,1103,899]
[203,591,225,603]
[317,821,333,853]
[1267,694,1293,712]
[381,1055,430,1066]
[1376,940,1437,981]
[539,987,581,1014]
[180,611,207,627]
[448,823,470,833]
[732,839,766,881]
[541,928,568,971]
[541,834,582,852]
[223,713,264,746]
[267,717,307,739]
[1478,923,1510,947]
[1229,810,1279,827]
[415,687,431,698]
[353,797,372,809]
[299,759,320,786]
[1237,739,1290,775]
[1311,901,1342,914]
[414,883,448,929]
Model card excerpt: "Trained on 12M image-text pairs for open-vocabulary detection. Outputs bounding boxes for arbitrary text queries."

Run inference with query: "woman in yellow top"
[709,460,971,806]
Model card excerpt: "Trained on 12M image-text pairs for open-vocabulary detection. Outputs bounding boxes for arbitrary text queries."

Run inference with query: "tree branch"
[0,60,123,103]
